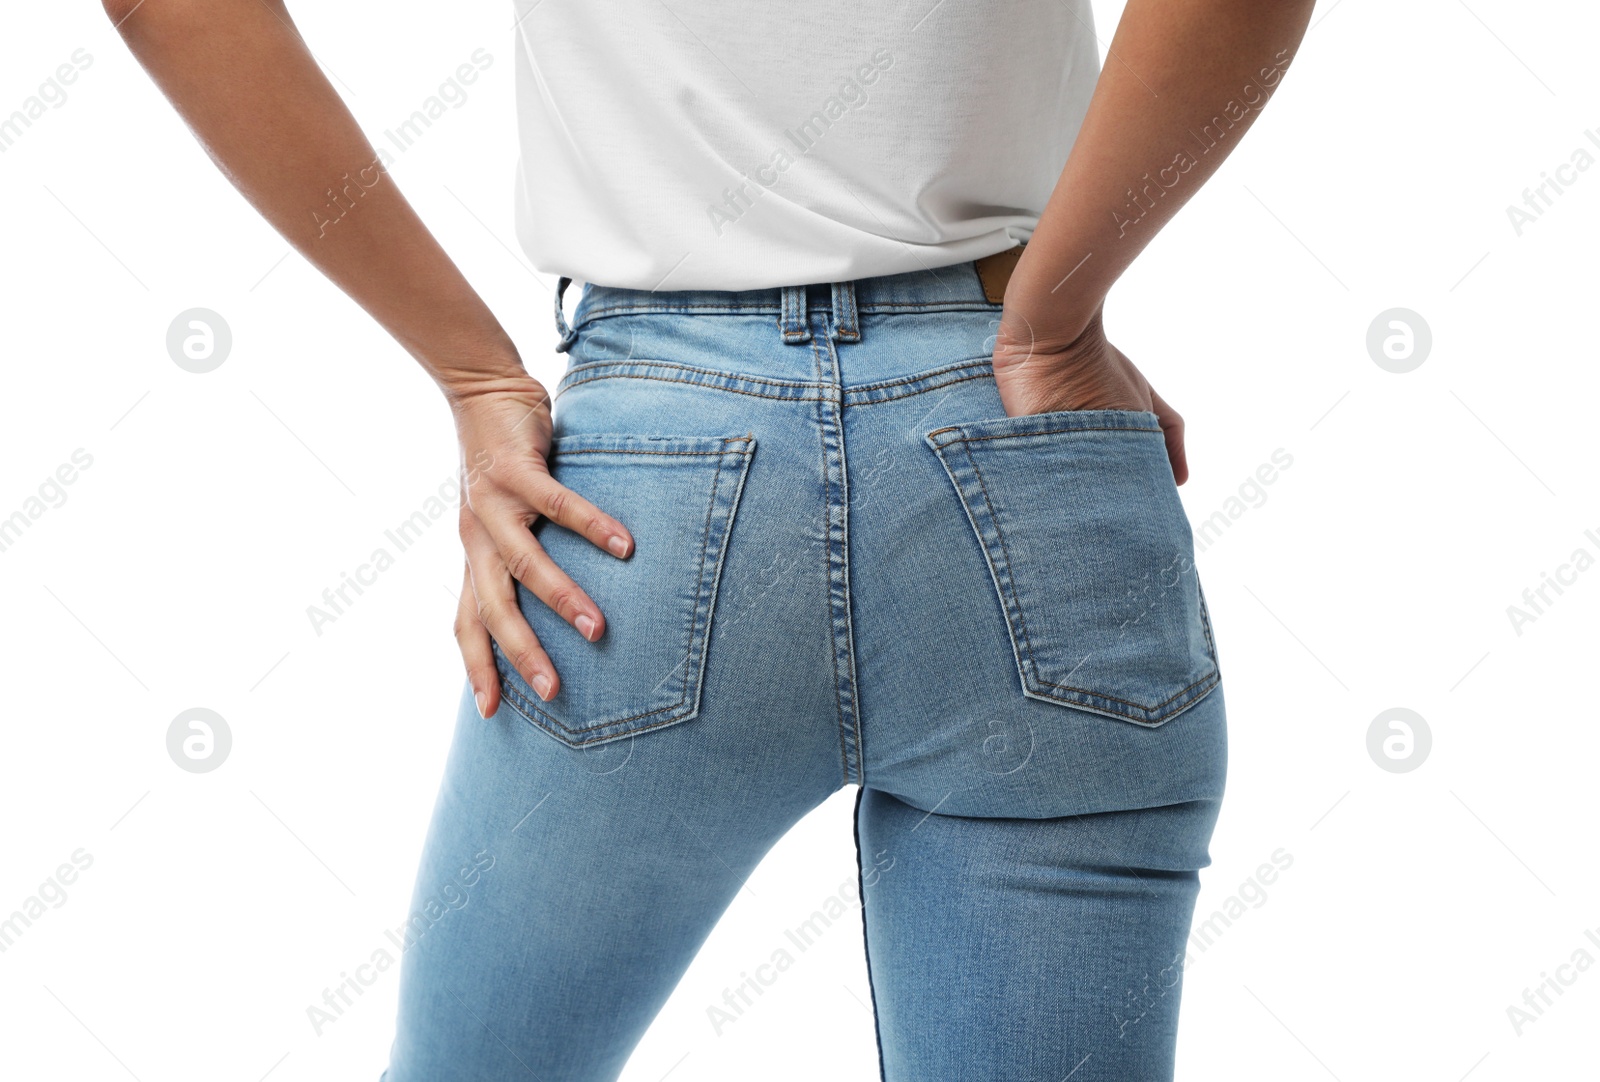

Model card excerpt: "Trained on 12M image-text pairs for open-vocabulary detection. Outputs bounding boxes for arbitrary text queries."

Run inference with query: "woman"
[105,0,1315,1077]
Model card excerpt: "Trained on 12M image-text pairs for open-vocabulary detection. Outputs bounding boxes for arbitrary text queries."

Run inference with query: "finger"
[462,513,562,701]
[475,501,608,644]
[453,560,502,718]
[524,472,633,559]
[1151,389,1189,486]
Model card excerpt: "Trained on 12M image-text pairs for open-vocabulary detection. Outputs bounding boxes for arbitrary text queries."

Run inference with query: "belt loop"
[780,284,811,343]
[830,280,860,342]
[553,276,580,353]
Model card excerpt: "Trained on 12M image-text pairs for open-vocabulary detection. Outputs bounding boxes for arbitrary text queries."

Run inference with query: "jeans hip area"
[381,258,1229,1082]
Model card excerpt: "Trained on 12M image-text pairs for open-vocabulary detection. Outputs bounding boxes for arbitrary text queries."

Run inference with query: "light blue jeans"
[381,261,1228,1081]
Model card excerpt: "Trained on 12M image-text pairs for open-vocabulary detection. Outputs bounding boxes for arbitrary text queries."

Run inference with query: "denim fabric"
[381,262,1228,1081]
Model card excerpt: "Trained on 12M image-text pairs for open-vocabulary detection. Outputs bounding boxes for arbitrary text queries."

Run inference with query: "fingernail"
[532,674,553,700]
[607,534,630,557]
[474,691,489,718]
[575,613,598,641]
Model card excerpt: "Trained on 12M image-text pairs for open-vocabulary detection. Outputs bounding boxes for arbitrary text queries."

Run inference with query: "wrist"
[1002,250,1107,349]
[435,352,537,409]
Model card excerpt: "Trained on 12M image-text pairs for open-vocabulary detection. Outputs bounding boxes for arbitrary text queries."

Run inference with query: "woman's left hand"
[991,304,1188,485]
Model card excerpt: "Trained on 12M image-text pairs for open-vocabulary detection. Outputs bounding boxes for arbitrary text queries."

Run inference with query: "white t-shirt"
[511,1,1101,291]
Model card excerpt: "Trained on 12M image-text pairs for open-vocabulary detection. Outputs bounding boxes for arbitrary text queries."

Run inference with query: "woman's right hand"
[449,372,635,719]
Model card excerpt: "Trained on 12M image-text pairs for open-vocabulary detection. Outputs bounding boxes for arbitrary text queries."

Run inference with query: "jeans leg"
[380,680,836,1082]
[855,787,1220,1082]
[380,303,850,1079]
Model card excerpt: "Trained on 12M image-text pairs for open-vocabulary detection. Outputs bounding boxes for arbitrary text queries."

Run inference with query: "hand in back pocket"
[990,303,1188,485]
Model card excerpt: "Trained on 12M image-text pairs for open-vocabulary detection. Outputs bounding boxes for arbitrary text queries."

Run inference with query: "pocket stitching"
[556,447,738,456]
[927,421,1161,444]
[1033,670,1220,715]
[928,423,1218,725]
[673,440,736,711]
[492,436,754,744]
[499,676,695,743]
[953,434,1037,689]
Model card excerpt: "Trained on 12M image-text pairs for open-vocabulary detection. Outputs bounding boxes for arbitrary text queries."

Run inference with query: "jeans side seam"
[852,787,888,1082]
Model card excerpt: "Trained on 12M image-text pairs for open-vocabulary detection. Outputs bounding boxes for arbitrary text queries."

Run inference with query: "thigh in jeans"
[381,351,846,1082]
[849,355,1229,1081]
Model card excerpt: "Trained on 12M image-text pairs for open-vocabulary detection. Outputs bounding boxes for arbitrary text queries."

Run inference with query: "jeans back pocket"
[492,433,756,747]
[925,410,1218,727]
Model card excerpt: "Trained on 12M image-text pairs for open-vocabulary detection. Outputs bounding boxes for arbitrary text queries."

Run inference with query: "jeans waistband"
[553,257,1011,352]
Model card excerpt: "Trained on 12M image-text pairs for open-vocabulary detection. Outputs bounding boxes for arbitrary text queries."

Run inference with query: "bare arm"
[104,0,519,388]
[995,0,1318,480]
[103,0,631,714]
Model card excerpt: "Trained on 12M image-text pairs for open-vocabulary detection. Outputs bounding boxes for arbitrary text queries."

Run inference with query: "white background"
[2,1,1597,1079]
